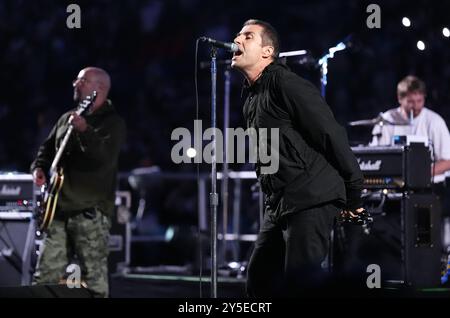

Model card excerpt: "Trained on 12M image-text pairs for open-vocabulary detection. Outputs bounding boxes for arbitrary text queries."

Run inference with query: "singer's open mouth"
[233,50,243,57]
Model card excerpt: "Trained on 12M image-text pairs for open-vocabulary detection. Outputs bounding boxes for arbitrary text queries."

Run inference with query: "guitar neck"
[49,91,96,175]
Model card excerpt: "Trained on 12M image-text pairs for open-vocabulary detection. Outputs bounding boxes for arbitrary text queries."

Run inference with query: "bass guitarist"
[31,67,126,297]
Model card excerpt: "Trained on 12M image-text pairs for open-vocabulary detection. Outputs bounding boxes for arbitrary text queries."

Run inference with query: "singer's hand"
[339,207,373,225]
[343,207,364,216]
[71,113,88,133]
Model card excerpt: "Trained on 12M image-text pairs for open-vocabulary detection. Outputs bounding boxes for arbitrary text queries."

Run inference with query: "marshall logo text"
[0,185,21,196]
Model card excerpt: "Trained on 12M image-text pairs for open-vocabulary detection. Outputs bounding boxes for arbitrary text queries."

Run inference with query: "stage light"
[402,17,411,27]
[416,40,425,51]
[443,27,450,38]
[186,147,197,158]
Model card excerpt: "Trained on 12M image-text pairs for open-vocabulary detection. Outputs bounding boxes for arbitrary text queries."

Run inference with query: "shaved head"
[73,67,111,112]
[83,67,111,95]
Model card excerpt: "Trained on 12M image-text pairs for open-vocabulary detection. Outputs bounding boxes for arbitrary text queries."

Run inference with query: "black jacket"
[243,61,363,213]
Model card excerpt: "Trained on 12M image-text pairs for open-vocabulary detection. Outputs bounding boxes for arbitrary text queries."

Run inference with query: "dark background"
[1,0,449,173]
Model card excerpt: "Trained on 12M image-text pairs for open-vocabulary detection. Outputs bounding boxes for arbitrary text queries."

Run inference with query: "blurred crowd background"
[1,0,449,172]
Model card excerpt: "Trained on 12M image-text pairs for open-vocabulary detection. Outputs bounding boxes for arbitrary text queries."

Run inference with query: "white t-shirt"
[370,107,450,182]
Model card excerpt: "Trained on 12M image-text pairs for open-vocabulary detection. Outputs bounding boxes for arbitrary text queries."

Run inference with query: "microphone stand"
[208,46,219,298]
[200,59,232,70]
[200,52,233,298]
[221,67,231,268]
[200,57,234,284]
[318,41,347,98]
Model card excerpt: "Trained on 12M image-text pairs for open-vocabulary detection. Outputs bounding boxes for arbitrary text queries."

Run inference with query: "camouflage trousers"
[33,208,111,297]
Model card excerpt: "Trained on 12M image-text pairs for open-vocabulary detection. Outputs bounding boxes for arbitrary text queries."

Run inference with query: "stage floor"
[110,271,246,298]
[109,269,450,298]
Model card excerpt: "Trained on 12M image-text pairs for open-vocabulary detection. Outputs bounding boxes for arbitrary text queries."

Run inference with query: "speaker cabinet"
[403,193,442,287]
[0,215,35,286]
[334,193,442,288]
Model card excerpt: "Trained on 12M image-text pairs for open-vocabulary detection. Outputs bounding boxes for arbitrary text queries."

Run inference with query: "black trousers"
[246,199,339,297]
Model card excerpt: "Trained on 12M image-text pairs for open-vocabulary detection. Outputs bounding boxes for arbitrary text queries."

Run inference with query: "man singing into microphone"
[230,19,365,296]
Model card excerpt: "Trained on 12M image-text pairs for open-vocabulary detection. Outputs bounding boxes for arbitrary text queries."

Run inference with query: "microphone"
[200,37,239,53]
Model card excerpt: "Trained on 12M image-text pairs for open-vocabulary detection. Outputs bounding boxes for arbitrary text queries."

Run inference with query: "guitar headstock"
[76,90,97,116]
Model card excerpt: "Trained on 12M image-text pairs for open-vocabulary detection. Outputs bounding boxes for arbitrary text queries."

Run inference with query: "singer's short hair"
[243,19,280,59]
[397,75,426,98]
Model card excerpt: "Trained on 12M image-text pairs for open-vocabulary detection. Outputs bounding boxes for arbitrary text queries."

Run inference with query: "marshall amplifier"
[0,173,36,286]
[0,173,36,215]
[351,144,431,189]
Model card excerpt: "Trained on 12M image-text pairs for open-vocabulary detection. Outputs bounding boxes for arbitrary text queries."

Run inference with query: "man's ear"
[262,46,274,59]
[96,83,109,96]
